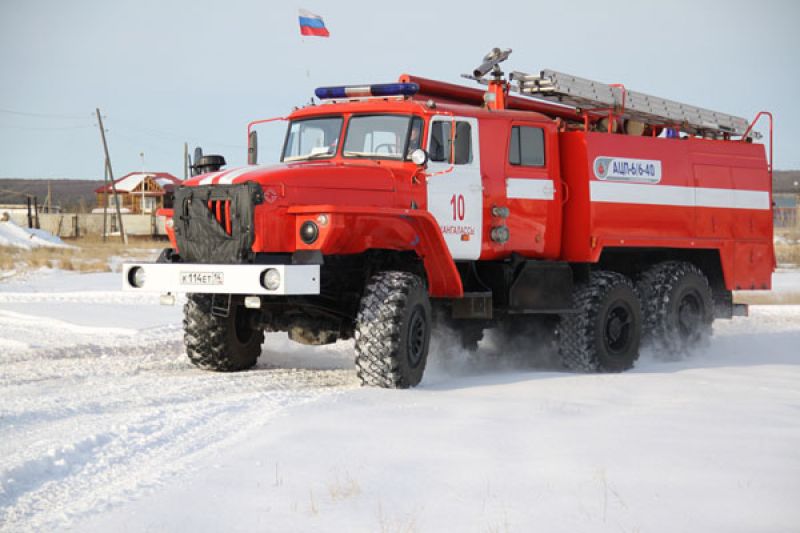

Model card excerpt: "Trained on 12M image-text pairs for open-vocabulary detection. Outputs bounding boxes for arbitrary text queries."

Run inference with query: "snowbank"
[0,220,72,250]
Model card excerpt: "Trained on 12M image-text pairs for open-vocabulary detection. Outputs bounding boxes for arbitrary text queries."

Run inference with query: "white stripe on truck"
[589,181,770,210]
[506,178,555,200]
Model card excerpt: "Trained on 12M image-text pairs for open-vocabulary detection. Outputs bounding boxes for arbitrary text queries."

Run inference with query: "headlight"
[261,268,281,290]
[300,221,319,244]
[128,266,146,288]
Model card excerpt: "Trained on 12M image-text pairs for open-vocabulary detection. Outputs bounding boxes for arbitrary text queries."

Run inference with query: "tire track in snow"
[0,305,359,532]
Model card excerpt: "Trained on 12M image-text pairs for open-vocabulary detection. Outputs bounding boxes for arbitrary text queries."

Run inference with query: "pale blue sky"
[0,0,797,179]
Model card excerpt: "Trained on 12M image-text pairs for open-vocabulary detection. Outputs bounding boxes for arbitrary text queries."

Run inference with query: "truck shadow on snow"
[421,329,800,391]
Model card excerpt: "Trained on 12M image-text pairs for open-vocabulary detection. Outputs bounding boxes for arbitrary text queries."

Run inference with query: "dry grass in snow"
[0,238,163,275]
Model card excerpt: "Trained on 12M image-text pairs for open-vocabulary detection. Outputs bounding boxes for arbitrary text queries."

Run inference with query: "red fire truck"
[123,49,774,388]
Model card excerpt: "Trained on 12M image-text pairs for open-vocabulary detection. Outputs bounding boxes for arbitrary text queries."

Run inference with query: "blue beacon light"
[315,83,420,100]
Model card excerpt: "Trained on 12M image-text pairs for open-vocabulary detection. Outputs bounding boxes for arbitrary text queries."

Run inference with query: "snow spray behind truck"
[123,49,774,388]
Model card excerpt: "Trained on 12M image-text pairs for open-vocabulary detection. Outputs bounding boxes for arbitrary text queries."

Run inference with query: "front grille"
[173,182,264,264]
[208,199,232,235]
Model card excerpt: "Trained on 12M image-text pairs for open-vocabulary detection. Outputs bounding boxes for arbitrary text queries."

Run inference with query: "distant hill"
[0,178,104,212]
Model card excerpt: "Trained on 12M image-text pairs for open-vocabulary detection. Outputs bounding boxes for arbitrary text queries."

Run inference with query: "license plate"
[180,272,224,286]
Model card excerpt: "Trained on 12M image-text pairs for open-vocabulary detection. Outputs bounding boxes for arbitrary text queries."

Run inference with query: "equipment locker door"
[503,122,560,258]
[425,116,482,260]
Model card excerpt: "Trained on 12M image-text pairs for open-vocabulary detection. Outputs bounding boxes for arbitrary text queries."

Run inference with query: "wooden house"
[94,172,181,214]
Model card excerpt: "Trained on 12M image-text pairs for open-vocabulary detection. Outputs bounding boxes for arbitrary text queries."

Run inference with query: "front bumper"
[121,263,320,295]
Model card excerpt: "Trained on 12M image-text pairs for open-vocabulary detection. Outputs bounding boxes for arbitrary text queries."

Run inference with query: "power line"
[0,106,247,162]
[0,107,91,120]
[111,130,180,156]
[0,124,95,131]
[0,107,247,149]
[110,117,245,149]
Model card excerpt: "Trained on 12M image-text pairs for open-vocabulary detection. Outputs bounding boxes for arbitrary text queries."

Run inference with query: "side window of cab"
[509,126,545,166]
[429,121,472,164]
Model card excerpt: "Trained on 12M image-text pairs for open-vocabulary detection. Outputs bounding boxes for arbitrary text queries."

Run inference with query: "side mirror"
[410,148,428,167]
[248,131,258,165]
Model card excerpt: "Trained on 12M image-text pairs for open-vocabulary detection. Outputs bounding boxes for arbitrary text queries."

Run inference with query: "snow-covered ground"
[0,220,72,249]
[1,270,799,532]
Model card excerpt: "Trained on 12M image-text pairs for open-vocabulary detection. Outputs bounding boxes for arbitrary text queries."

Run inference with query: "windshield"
[343,115,423,160]
[282,117,343,162]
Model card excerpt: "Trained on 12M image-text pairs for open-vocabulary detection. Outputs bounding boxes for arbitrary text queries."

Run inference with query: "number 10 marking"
[450,194,465,221]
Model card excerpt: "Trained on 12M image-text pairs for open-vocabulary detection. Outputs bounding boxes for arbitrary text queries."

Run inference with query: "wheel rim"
[677,291,703,340]
[234,306,254,344]
[604,300,634,355]
[406,305,427,368]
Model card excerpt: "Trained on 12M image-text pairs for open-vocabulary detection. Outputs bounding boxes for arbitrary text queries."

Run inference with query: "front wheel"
[183,294,264,371]
[354,271,431,388]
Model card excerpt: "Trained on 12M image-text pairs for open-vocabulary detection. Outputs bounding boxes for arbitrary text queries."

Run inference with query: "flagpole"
[298,8,330,91]
[301,36,310,79]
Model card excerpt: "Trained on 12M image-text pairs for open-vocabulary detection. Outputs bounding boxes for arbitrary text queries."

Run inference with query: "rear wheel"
[183,294,264,371]
[354,271,431,388]
[637,261,713,354]
[557,271,643,372]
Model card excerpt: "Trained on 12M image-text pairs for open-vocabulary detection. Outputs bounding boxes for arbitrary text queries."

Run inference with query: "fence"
[3,212,167,238]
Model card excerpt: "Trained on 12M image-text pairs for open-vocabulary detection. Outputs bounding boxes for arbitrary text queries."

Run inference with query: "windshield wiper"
[343,151,402,159]
[284,150,334,162]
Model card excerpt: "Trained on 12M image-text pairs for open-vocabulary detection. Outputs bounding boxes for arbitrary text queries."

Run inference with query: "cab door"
[425,116,482,260]
[503,122,561,258]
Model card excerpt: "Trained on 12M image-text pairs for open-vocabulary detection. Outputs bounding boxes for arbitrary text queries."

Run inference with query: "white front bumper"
[122,263,320,295]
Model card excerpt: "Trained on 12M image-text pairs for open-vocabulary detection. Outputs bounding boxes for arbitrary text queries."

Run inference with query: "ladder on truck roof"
[507,69,749,137]
[462,48,751,138]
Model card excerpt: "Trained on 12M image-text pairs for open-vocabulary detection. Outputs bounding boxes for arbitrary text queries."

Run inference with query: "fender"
[288,205,463,298]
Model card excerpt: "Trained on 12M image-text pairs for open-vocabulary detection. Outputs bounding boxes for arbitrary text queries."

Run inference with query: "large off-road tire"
[557,271,643,372]
[637,261,713,354]
[183,294,264,371]
[354,271,432,388]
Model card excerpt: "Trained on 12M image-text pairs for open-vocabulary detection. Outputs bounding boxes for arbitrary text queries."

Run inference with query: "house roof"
[94,172,182,194]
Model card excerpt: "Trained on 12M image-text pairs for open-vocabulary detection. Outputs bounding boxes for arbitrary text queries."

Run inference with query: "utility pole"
[102,161,108,241]
[96,107,127,244]
[183,142,189,180]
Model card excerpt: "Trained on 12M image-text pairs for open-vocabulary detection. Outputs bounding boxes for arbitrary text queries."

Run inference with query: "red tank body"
[558,132,774,291]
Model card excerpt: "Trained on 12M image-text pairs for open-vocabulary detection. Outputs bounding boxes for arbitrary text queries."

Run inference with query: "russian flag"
[298,9,330,38]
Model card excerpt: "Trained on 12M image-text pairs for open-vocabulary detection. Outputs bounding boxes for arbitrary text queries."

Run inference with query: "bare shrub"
[775,243,800,266]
